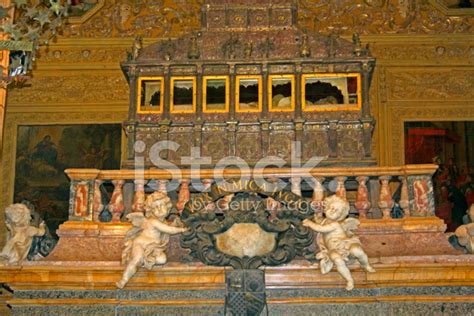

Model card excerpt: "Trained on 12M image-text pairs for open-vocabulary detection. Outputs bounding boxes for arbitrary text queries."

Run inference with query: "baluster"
[399,176,410,218]
[177,179,190,213]
[335,176,347,199]
[311,177,325,213]
[378,176,394,219]
[132,179,146,213]
[266,177,281,219]
[291,176,302,197]
[355,176,371,219]
[158,180,168,194]
[92,180,103,222]
[110,180,125,222]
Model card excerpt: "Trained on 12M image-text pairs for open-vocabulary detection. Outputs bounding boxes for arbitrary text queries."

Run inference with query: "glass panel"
[270,76,293,112]
[172,78,195,113]
[237,77,261,112]
[204,78,228,112]
[139,79,163,113]
[303,74,360,111]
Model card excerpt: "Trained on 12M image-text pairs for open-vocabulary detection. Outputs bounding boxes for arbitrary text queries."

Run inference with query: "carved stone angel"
[116,191,188,289]
[0,204,46,265]
[455,204,474,253]
[302,195,375,290]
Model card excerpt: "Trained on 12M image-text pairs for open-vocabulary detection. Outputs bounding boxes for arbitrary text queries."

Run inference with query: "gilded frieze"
[63,0,204,38]
[371,44,474,62]
[6,74,129,105]
[386,68,474,100]
[37,47,127,65]
[297,0,473,35]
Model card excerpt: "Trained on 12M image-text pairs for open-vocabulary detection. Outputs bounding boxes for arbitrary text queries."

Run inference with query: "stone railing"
[65,164,437,223]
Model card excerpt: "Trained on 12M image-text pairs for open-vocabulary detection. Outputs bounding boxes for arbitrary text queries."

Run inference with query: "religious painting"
[171,77,196,113]
[138,77,164,113]
[203,76,229,113]
[268,75,294,112]
[13,124,122,237]
[236,76,262,113]
[302,73,361,112]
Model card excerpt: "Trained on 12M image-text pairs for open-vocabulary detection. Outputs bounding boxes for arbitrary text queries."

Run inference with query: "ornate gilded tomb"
[121,0,375,168]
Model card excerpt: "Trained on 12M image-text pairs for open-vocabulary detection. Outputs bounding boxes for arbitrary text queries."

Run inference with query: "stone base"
[8,286,474,316]
[45,216,460,262]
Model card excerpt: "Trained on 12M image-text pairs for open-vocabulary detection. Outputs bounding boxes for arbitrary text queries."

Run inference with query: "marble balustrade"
[64,165,437,223]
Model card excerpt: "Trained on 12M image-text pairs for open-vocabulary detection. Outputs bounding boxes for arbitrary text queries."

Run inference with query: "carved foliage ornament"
[180,179,314,269]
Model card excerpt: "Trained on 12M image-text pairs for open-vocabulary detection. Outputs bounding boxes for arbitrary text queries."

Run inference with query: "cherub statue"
[116,191,188,288]
[454,204,474,253]
[302,195,375,290]
[0,204,46,265]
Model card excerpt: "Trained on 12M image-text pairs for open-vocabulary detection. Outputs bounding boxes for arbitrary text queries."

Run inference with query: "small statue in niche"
[300,32,311,58]
[454,204,474,253]
[352,33,362,57]
[302,195,375,290]
[128,36,143,61]
[188,33,201,60]
[116,191,188,289]
[0,204,46,265]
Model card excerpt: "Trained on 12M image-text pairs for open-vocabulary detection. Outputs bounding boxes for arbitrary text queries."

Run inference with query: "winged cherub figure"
[116,191,188,289]
[0,203,46,265]
[302,195,375,290]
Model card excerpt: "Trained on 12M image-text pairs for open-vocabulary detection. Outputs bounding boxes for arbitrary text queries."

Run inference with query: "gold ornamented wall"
[1,0,473,244]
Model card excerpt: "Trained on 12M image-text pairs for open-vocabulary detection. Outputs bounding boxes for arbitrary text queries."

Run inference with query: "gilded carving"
[371,44,474,62]
[297,0,473,35]
[63,0,204,38]
[7,74,129,104]
[387,69,474,100]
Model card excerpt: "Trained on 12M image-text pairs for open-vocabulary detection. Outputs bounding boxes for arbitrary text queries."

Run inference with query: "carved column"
[260,119,271,156]
[132,179,146,213]
[196,65,203,119]
[328,120,338,158]
[378,176,394,219]
[355,176,371,219]
[311,177,325,213]
[163,65,171,120]
[262,64,269,117]
[229,64,236,120]
[399,176,410,218]
[295,64,302,119]
[335,176,347,199]
[227,121,238,156]
[92,180,104,222]
[110,180,125,222]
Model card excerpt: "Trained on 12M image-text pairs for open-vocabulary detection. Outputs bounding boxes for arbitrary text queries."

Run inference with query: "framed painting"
[137,77,165,114]
[302,73,361,112]
[203,76,229,113]
[236,75,262,113]
[171,76,196,114]
[13,124,122,237]
[268,75,295,112]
